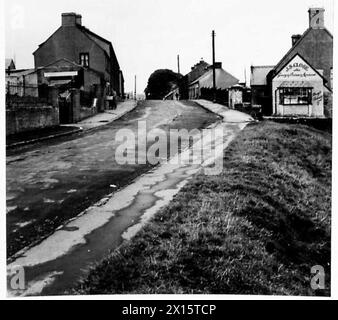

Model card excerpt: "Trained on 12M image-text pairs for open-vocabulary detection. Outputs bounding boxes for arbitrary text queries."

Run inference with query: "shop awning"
[278,81,313,88]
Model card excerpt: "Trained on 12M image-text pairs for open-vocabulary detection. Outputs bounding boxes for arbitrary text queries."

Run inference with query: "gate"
[58,91,73,124]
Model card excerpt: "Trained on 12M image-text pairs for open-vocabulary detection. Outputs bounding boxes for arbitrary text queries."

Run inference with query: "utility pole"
[134,75,137,100]
[212,30,216,103]
[177,54,180,74]
[244,67,247,87]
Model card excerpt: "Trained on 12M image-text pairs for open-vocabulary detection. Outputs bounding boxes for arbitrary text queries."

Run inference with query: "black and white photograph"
[2,0,335,302]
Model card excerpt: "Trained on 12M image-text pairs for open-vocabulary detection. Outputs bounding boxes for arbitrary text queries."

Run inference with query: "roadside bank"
[72,121,331,295]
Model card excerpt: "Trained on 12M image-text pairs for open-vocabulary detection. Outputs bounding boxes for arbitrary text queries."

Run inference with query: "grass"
[72,121,331,296]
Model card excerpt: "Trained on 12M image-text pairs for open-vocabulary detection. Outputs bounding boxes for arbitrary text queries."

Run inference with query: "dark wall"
[251,85,272,115]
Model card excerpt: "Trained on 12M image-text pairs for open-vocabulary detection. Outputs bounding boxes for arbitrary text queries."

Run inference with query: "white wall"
[272,55,324,117]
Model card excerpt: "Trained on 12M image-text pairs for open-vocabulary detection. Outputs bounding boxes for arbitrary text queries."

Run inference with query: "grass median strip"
[72,121,331,295]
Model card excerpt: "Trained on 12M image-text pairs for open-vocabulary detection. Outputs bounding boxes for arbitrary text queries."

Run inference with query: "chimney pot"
[308,7,325,29]
[291,34,302,46]
[75,14,82,25]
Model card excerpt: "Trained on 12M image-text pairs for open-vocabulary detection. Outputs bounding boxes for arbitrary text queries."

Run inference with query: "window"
[79,53,89,67]
[279,87,312,105]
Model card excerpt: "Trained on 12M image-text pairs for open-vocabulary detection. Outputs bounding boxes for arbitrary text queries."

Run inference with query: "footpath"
[192,99,254,122]
[6,100,137,149]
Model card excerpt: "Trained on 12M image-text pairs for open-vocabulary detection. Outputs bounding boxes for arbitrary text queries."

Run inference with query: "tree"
[145,69,182,100]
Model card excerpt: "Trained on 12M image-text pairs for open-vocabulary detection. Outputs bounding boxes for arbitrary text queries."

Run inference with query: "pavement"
[6,99,253,296]
[67,100,137,131]
[193,99,254,122]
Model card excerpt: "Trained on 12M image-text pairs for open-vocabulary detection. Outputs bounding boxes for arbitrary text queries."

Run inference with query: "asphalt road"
[7,100,219,258]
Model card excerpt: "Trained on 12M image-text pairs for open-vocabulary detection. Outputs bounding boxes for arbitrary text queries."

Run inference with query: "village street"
[6,100,252,296]
[7,100,219,258]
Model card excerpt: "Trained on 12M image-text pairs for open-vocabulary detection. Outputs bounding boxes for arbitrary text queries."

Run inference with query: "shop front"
[272,54,327,117]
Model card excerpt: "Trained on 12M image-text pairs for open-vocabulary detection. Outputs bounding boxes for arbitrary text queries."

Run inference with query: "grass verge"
[72,121,331,295]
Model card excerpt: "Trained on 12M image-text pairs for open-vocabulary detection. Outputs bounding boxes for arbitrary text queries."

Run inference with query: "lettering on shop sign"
[276,55,318,79]
[286,62,309,72]
[277,68,316,79]
[313,91,323,105]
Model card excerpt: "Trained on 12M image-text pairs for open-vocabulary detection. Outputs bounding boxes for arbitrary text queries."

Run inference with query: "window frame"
[279,87,313,106]
[79,52,90,68]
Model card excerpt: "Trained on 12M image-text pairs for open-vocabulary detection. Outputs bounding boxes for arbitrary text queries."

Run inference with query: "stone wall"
[6,106,59,136]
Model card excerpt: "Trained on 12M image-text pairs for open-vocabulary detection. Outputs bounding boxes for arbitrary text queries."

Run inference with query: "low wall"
[6,106,59,136]
[263,117,332,133]
[79,106,97,121]
[71,90,98,122]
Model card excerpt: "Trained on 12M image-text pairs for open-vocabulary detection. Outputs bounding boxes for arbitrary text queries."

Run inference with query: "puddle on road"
[7,120,247,296]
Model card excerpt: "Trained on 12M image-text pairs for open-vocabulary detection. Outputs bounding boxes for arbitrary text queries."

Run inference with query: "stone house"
[33,12,124,114]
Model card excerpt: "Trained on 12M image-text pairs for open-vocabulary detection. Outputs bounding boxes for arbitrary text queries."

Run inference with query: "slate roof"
[250,65,274,86]
[272,27,333,85]
[7,68,36,77]
[190,67,239,90]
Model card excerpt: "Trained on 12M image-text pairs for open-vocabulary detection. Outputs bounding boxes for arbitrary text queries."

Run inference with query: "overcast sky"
[5,0,334,93]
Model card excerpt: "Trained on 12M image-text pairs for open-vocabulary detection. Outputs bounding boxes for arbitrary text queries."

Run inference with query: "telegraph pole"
[134,75,137,100]
[244,67,247,86]
[212,30,216,103]
[177,54,180,74]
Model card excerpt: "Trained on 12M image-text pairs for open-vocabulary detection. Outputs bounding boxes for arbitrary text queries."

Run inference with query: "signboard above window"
[275,54,320,80]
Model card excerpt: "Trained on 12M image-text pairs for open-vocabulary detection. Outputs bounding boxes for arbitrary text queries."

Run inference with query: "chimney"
[308,7,325,29]
[291,34,302,46]
[75,14,82,26]
[62,12,80,27]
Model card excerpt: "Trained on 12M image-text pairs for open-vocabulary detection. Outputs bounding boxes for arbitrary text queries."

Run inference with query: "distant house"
[251,7,333,117]
[33,12,124,109]
[188,62,239,102]
[5,59,16,73]
[178,59,210,99]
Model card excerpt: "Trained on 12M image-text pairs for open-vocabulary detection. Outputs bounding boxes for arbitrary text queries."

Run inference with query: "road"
[7,99,253,296]
[7,100,219,257]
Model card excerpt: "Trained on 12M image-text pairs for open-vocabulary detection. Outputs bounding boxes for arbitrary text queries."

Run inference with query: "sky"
[4,0,334,94]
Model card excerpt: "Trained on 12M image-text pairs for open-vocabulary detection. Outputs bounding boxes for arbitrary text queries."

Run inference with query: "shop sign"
[276,55,318,80]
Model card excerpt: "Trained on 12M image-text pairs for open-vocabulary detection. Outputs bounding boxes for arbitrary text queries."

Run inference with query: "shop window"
[279,87,312,105]
[79,53,89,67]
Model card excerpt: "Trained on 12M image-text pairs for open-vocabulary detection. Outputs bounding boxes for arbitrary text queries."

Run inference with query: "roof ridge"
[78,25,111,45]
[273,27,332,73]
[251,65,275,68]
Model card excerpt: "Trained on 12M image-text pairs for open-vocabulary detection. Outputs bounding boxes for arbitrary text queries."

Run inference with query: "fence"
[6,82,39,98]
[6,82,50,109]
